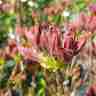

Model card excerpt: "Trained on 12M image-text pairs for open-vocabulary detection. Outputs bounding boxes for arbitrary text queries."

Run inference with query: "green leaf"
[0,60,16,88]
[0,57,5,65]
[52,14,62,25]
[14,53,22,63]
[39,54,64,71]
[40,15,48,22]
[36,72,46,96]
[36,0,53,9]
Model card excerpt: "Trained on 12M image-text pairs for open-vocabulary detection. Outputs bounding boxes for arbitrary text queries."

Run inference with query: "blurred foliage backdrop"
[0,0,96,96]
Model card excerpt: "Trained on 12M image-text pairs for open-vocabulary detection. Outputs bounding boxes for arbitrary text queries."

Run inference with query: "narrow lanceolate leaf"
[76,32,92,54]
[35,72,46,96]
[52,14,62,25]
[39,53,64,71]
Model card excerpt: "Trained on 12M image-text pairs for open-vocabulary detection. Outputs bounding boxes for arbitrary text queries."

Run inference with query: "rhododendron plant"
[16,23,91,65]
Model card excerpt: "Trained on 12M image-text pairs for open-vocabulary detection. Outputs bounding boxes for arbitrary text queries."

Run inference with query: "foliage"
[0,0,96,96]
[0,60,16,88]
[35,72,46,96]
[0,10,16,45]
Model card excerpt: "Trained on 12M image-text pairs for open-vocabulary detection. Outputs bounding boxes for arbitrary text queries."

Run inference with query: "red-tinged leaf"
[39,22,49,49]
[15,26,24,36]
[76,32,91,54]
[10,48,18,56]
[79,12,88,27]
[63,36,74,49]
[75,39,85,54]
[92,84,96,93]
[33,25,39,34]
[89,16,96,32]
[32,25,41,45]
[92,35,96,56]
[54,46,73,62]
[8,39,17,48]
[54,47,64,59]
[67,23,77,37]
[7,39,18,57]
[39,31,48,49]
[63,48,73,62]
[48,26,61,55]
[83,15,96,32]
[18,46,31,59]
[17,44,39,61]
[25,30,33,40]
[24,25,40,48]
[49,33,57,55]
[92,42,96,49]
[85,84,96,96]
